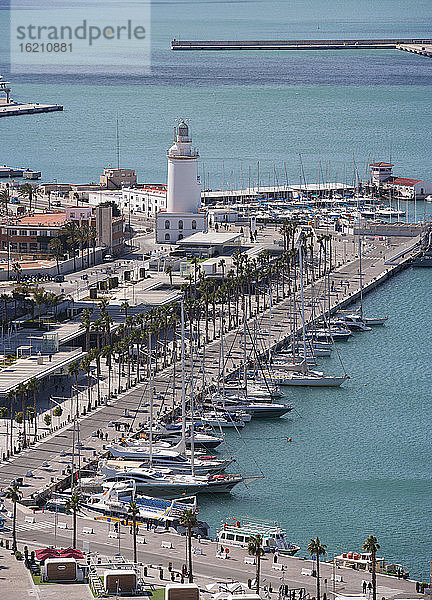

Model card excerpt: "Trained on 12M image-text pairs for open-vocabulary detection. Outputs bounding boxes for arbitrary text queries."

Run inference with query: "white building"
[370,162,432,198]
[121,185,167,216]
[156,121,207,244]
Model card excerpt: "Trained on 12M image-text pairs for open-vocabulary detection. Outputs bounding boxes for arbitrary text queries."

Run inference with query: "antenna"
[116,116,120,169]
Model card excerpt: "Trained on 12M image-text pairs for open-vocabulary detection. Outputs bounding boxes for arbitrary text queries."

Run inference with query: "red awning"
[35,547,84,560]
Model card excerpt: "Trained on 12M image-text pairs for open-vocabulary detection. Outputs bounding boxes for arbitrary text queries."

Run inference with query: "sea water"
[0,0,431,578]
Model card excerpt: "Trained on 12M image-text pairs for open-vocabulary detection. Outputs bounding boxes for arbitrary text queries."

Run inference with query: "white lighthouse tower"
[156,121,207,244]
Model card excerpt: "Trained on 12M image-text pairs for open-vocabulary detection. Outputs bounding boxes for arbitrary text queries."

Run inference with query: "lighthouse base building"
[156,120,208,244]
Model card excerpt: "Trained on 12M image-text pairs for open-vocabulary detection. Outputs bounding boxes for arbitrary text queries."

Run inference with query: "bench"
[108,531,119,539]
[25,516,35,524]
[82,527,94,535]
[331,574,343,582]
[272,563,285,571]
[58,522,68,529]
[244,556,256,565]
[137,536,146,544]
[161,541,173,549]
[301,568,313,576]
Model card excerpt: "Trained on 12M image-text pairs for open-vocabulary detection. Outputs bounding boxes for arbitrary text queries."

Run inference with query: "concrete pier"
[171,38,432,51]
[398,43,432,58]
[0,102,63,117]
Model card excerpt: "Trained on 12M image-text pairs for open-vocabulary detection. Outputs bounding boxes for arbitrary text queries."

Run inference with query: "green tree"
[18,183,35,211]
[362,535,380,600]
[307,537,327,600]
[0,188,10,214]
[179,509,198,583]
[44,414,51,426]
[165,265,173,287]
[48,237,64,275]
[32,288,48,325]
[65,493,84,548]
[62,222,79,272]
[26,378,39,441]
[6,483,22,552]
[16,382,27,447]
[248,534,265,593]
[67,361,80,417]
[127,501,140,563]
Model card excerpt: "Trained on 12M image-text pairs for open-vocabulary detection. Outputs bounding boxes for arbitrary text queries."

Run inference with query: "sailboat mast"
[190,317,195,476]
[243,296,247,394]
[358,236,364,319]
[148,331,153,467]
[299,241,308,363]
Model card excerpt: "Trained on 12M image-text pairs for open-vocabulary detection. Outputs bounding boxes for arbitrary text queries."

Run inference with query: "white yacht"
[217,518,300,555]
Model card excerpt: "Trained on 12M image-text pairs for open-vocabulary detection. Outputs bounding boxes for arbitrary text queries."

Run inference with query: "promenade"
[0,230,420,502]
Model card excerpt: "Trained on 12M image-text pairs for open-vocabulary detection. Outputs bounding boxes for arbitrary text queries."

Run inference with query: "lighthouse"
[156,121,207,244]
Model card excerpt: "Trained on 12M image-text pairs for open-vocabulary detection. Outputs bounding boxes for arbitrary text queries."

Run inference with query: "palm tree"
[49,237,64,275]
[18,183,34,211]
[121,301,130,324]
[165,265,173,287]
[308,537,327,600]
[75,224,88,270]
[6,389,16,455]
[362,535,380,600]
[87,225,97,266]
[0,188,10,214]
[127,501,140,563]
[102,345,113,399]
[65,493,84,549]
[179,509,198,583]
[32,288,47,324]
[26,378,39,441]
[248,534,265,593]
[6,483,22,551]
[0,293,11,324]
[80,355,93,411]
[81,308,93,351]
[62,222,79,272]
[16,382,27,448]
[67,361,80,417]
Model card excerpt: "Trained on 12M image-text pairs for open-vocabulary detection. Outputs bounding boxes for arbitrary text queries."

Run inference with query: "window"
[10,243,17,250]
[165,220,170,229]
[191,220,197,230]
[178,220,183,230]
[19,230,27,236]
[19,242,27,249]
[9,230,17,236]
[178,234,183,240]
[226,533,235,540]
[235,535,244,542]
[30,243,37,250]
[165,233,170,241]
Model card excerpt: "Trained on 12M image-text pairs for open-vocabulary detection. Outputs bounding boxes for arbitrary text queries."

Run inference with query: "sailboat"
[278,230,349,387]
[338,237,387,326]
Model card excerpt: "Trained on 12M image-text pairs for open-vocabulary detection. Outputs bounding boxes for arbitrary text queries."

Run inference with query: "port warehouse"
[172,38,432,49]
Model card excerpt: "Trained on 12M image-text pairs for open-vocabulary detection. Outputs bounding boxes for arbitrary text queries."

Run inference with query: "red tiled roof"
[387,177,423,186]
[370,162,394,167]
[18,213,67,227]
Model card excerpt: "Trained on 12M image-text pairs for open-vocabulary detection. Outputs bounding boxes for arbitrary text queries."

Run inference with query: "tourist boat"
[106,445,233,474]
[334,552,409,578]
[217,518,300,555]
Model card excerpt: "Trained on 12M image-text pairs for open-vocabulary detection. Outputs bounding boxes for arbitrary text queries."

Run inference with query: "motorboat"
[332,315,371,332]
[199,411,246,428]
[97,461,258,497]
[307,327,352,341]
[148,424,224,450]
[217,517,300,555]
[106,445,233,474]
[212,397,293,419]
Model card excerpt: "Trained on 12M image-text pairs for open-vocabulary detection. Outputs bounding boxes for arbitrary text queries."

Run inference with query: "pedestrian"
[273,552,278,563]
[367,582,372,593]
[362,581,367,594]
[105,432,108,441]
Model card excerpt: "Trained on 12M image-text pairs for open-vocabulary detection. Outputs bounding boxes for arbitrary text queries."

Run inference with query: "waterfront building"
[99,167,137,190]
[0,208,125,258]
[155,121,208,243]
[370,162,432,198]
[121,184,167,216]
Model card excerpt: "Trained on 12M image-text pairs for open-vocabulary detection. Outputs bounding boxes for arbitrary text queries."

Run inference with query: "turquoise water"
[0,0,431,579]
[200,267,432,581]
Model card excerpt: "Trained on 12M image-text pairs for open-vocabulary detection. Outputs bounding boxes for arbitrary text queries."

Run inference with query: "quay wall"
[172,38,432,50]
